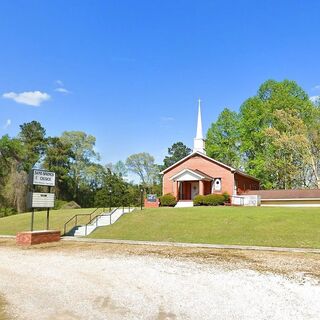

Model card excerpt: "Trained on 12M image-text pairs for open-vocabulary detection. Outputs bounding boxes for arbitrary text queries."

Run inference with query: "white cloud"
[55,87,71,94]
[3,119,11,129]
[310,95,320,103]
[2,91,50,106]
[313,85,320,90]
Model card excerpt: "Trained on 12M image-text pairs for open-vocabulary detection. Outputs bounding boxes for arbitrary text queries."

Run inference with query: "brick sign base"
[16,230,61,246]
[144,199,160,208]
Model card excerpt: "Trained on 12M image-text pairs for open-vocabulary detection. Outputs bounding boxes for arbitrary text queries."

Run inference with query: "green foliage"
[239,79,316,188]
[19,121,47,171]
[207,79,320,189]
[0,207,17,218]
[162,142,192,170]
[159,193,177,207]
[194,194,225,206]
[222,192,230,202]
[126,152,160,187]
[193,195,205,206]
[206,109,241,168]
[53,200,68,210]
[203,194,225,206]
[60,131,101,205]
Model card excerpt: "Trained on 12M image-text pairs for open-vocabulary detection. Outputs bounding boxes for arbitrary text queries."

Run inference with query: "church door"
[191,182,199,200]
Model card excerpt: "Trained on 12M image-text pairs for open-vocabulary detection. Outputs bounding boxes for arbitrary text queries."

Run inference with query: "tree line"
[0,121,191,214]
[206,79,320,189]
[2,78,318,214]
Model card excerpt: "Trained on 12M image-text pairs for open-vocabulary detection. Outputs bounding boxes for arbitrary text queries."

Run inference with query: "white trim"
[169,168,205,181]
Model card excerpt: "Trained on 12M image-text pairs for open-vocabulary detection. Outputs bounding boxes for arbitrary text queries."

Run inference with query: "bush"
[203,194,225,206]
[193,194,226,206]
[193,195,205,206]
[54,200,68,210]
[159,193,177,207]
[222,192,230,203]
[0,207,17,218]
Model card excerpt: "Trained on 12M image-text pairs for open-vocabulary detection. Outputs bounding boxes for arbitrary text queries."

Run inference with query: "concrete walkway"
[61,237,320,254]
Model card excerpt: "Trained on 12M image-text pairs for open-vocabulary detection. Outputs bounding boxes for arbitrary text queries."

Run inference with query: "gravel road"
[0,240,319,320]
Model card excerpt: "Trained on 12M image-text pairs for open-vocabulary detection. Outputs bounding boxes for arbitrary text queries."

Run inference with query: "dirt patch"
[0,239,319,320]
[2,238,320,281]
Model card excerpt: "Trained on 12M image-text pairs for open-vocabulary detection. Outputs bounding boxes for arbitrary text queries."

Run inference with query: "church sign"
[27,192,55,209]
[147,194,157,202]
[29,169,56,187]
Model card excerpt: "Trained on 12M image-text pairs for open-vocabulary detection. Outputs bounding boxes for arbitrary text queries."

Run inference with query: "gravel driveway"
[0,240,319,320]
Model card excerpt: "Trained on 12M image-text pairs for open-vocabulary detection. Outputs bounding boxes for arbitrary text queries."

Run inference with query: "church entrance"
[179,181,199,200]
[191,182,199,199]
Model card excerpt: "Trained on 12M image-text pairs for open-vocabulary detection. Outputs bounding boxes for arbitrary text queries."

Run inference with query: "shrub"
[203,194,225,206]
[54,200,68,210]
[159,193,177,207]
[193,195,206,206]
[0,207,17,218]
[222,192,230,203]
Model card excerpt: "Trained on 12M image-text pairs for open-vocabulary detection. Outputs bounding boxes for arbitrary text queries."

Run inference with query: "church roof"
[160,151,259,182]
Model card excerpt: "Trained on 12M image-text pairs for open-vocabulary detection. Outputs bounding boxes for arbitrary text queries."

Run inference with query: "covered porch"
[170,169,216,201]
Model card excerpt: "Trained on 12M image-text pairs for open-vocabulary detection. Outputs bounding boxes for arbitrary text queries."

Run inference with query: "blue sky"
[1,0,320,165]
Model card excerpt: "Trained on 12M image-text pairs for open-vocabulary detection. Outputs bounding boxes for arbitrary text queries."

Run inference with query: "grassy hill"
[1,206,319,248]
[89,207,320,248]
[0,208,101,235]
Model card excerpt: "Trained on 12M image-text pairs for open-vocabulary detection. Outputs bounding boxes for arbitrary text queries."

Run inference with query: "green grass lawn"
[89,206,320,248]
[0,208,101,235]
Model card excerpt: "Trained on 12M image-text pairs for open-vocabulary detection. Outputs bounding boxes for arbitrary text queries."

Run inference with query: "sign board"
[30,169,55,187]
[146,194,157,202]
[27,192,55,209]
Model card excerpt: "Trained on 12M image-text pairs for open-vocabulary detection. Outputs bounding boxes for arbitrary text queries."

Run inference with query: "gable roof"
[160,151,234,174]
[160,151,259,182]
[169,168,213,181]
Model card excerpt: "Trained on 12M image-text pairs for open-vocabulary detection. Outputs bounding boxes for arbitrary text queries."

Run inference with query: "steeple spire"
[193,99,206,154]
[196,99,203,139]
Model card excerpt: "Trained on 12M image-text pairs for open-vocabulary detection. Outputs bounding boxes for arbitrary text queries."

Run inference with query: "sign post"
[16,169,60,246]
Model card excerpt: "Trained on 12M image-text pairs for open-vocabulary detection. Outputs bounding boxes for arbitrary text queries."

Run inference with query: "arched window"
[213,178,221,191]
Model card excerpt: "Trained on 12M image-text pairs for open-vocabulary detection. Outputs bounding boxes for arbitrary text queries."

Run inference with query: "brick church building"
[161,101,260,204]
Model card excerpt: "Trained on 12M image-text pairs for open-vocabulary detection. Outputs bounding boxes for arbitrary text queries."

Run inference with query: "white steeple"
[193,99,206,154]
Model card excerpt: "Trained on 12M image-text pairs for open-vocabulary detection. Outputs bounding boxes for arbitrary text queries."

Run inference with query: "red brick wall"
[16,230,61,246]
[235,173,260,194]
[144,199,160,208]
[163,155,235,197]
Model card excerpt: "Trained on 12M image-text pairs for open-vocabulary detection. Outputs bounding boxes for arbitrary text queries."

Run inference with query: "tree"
[0,135,24,211]
[239,79,315,188]
[126,152,159,187]
[43,137,74,199]
[162,142,192,169]
[60,131,100,201]
[263,109,310,189]
[18,121,47,172]
[94,169,129,208]
[105,160,128,179]
[206,108,241,168]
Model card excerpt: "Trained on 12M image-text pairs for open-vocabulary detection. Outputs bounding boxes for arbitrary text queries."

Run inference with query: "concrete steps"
[175,201,194,208]
[73,208,134,237]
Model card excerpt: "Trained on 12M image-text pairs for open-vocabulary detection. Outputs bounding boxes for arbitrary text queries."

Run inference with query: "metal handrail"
[63,208,101,235]
[84,207,120,236]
